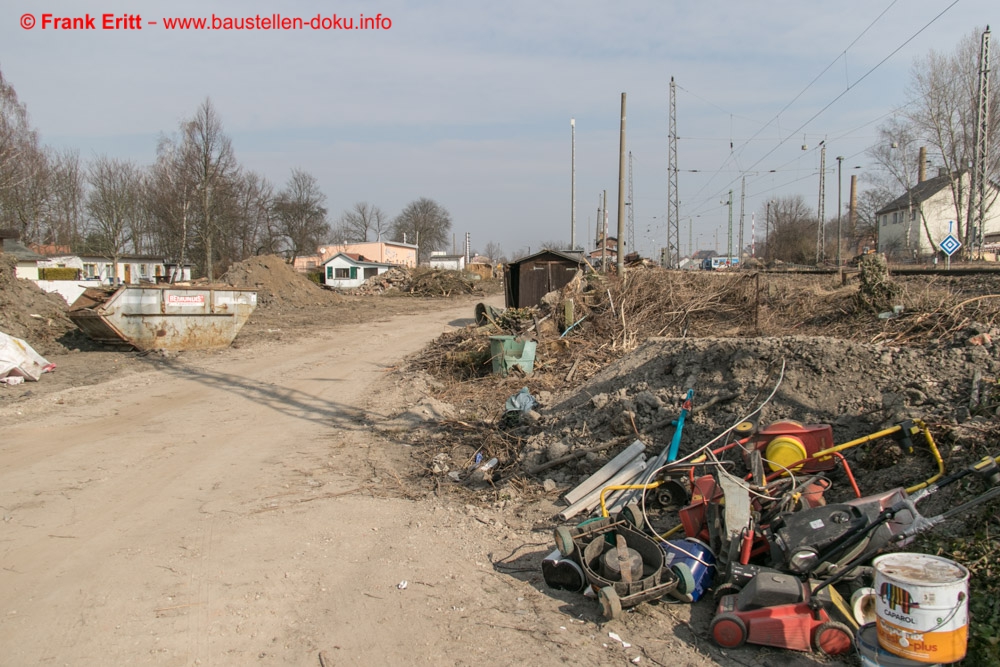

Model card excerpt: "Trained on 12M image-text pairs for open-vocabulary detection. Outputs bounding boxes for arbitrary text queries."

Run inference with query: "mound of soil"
[0,253,78,355]
[220,254,340,310]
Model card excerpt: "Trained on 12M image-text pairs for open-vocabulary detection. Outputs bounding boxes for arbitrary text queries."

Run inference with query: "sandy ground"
[0,294,844,667]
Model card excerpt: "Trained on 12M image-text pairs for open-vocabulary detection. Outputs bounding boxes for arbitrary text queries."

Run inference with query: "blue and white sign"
[940,234,962,257]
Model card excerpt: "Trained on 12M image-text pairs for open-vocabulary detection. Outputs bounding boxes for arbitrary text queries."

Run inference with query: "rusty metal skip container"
[68,285,257,351]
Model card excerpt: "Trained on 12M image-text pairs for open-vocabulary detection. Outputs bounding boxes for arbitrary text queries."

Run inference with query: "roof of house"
[322,252,391,267]
[873,172,993,215]
[876,173,950,215]
[1,237,45,261]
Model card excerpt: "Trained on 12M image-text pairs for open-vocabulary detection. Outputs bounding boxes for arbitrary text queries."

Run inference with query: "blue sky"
[2,0,993,259]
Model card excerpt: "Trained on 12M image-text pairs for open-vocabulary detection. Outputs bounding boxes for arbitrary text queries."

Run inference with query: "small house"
[1,230,45,279]
[504,249,589,309]
[322,252,392,288]
[428,253,467,271]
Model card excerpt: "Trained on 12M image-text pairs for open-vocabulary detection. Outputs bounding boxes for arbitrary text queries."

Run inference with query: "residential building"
[319,241,418,268]
[876,170,1000,260]
[322,252,393,289]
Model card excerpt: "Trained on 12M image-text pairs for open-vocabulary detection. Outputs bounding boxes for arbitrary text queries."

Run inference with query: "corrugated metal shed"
[504,249,588,309]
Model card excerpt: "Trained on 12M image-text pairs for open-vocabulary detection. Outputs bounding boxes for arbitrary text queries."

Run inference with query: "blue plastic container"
[661,538,716,602]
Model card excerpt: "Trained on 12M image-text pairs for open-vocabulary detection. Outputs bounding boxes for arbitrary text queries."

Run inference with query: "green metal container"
[489,335,537,376]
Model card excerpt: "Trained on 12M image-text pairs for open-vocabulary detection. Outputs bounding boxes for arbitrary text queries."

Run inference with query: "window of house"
[881,216,887,227]
[335,267,351,279]
[910,210,916,221]
[363,267,378,279]
[83,263,98,278]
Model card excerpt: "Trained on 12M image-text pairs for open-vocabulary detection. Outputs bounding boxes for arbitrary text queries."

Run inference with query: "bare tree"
[46,148,85,247]
[0,69,45,211]
[184,98,239,279]
[85,156,142,280]
[390,198,452,264]
[146,133,198,276]
[483,241,503,264]
[3,146,50,243]
[853,179,895,254]
[230,171,277,258]
[768,195,817,264]
[336,201,387,242]
[273,169,329,262]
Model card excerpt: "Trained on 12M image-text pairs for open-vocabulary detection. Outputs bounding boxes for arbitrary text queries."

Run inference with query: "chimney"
[918,147,927,183]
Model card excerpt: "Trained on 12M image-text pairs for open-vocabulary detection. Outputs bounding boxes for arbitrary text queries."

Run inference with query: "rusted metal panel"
[68,285,257,351]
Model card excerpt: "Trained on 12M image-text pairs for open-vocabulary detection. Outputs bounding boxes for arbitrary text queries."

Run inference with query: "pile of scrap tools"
[543,361,1000,657]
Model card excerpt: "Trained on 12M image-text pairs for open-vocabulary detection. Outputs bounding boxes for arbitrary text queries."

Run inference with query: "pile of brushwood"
[352,267,486,297]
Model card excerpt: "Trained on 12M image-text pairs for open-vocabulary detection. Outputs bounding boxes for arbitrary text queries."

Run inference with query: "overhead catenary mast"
[972,26,991,257]
[667,77,680,268]
[817,141,826,264]
[571,118,576,251]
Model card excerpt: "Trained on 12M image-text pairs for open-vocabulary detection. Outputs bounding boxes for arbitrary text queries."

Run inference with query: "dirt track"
[1,292,856,667]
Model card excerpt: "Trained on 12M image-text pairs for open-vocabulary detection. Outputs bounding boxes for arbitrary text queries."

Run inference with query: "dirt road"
[0,295,817,667]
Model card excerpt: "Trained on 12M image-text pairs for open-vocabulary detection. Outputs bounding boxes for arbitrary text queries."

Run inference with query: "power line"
[677,0,901,209]
[739,0,961,179]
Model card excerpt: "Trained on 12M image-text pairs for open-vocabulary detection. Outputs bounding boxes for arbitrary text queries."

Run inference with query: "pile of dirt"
[220,254,340,310]
[0,253,78,355]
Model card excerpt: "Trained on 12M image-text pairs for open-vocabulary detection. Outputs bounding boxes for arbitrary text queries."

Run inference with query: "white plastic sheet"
[0,332,55,382]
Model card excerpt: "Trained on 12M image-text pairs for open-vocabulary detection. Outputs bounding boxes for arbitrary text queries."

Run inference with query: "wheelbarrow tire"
[813,620,853,656]
[709,612,747,648]
[554,526,575,557]
[598,586,622,620]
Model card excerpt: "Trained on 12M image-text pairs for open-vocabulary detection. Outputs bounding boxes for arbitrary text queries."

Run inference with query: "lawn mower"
[549,510,680,619]
[710,568,857,655]
[709,453,1000,656]
[766,452,1000,578]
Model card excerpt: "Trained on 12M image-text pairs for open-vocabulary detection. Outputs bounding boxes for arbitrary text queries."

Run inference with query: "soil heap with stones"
[0,253,78,355]
[220,254,341,311]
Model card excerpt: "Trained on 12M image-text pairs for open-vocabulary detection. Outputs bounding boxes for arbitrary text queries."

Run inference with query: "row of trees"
[0,72,457,277]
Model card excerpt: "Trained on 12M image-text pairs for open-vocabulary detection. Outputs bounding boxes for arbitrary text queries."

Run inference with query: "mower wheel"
[620,502,643,529]
[709,612,747,649]
[812,620,853,656]
[673,563,697,596]
[554,526,575,557]
[598,586,622,620]
[712,582,741,603]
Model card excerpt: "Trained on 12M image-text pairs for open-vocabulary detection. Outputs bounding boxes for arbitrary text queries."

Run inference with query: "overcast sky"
[3,0,993,259]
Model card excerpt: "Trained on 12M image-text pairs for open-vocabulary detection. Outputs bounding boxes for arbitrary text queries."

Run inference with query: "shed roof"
[506,249,588,267]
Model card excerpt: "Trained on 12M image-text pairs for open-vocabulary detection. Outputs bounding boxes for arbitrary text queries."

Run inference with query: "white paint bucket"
[873,553,969,664]
[856,624,939,667]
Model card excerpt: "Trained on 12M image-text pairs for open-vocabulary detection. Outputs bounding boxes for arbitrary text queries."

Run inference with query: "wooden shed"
[504,250,588,309]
